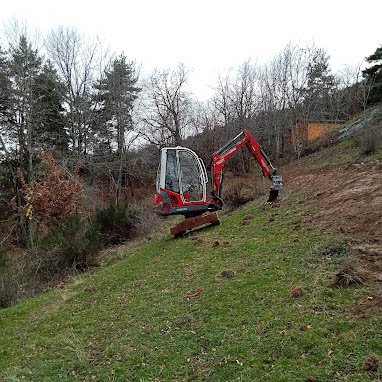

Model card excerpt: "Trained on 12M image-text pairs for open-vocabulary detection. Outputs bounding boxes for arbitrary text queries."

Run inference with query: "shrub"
[133,201,161,237]
[0,276,17,308]
[0,250,7,268]
[90,203,140,246]
[40,214,99,273]
[0,202,157,309]
[223,181,263,209]
[0,251,15,308]
[16,151,83,231]
[357,125,382,155]
[0,250,43,308]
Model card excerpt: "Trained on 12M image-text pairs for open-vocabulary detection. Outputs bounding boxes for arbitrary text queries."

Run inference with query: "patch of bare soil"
[285,161,382,245]
[350,294,382,318]
[285,160,382,289]
[351,244,382,283]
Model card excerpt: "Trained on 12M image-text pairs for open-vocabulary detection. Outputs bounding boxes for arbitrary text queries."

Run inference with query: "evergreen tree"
[0,47,12,129]
[94,55,140,154]
[93,55,140,203]
[9,35,42,183]
[5,36,43,246]
[0,47,15,218]
[31,61,68,153]
[302,49,336,120]
[363,45,382,105]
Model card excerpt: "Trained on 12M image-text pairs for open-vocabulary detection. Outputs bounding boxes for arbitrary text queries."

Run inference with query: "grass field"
[1,193,381,381]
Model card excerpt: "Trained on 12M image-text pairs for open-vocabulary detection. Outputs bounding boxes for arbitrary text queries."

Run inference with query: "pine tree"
[93,55,140,203]
[302,49,336,120]
[0,46,15,220]
[8,35,42,183]
[31,61,68,154]
[94,55,140,154]
[363,45,382,105]
[0,47,12,129]
[6,36,43,246]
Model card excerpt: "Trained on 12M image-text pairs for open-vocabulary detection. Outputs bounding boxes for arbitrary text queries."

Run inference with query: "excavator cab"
[154,147,210,217]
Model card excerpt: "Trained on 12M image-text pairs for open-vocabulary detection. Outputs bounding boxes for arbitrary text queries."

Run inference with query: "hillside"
[1,110,382,381]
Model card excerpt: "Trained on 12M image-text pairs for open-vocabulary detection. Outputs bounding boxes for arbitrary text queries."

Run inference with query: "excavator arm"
[211,130,282,206]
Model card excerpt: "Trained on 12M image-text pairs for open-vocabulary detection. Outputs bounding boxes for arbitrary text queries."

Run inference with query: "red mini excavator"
[153,130,282,237]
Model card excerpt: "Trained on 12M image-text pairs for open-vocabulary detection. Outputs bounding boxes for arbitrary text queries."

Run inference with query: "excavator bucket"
[267,172,282,203]
[267,189,279,203]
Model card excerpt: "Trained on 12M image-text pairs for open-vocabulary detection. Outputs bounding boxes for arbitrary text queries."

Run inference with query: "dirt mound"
[351,294,382,319]
[351,244,382,283]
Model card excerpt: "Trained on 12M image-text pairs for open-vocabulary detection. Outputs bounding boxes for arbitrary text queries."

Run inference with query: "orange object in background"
[290,119,345,146]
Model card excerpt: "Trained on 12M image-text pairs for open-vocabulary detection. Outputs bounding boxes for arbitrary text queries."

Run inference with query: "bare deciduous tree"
[138,63,192,146]
[46,26,106,156]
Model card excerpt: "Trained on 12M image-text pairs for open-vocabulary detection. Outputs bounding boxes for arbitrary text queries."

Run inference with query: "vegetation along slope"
[1,108,382,381]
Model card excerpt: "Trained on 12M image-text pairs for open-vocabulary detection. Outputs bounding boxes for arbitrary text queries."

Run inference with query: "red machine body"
[153,130,282,218]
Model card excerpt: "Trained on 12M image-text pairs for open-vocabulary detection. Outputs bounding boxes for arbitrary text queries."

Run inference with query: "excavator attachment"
[267,189,279,203]
[267,172,283,203]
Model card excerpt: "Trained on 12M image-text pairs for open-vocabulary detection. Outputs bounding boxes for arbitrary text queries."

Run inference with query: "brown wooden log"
[170,212,219,237]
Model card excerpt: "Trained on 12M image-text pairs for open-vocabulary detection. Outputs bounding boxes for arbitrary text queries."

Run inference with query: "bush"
[133,201,161,237]
[357,125,382,155]
[17,151,83,231]
[91,203,140,246]
[40,214,99,274]
[0,250,7,268]
[35,203,142,275]
[0,250,15,308]
[0,202,157,309]
[223,182,263,209]
[0,250,45,308]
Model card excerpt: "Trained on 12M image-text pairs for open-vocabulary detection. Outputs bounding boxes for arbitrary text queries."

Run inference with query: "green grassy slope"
[1,193,381,381]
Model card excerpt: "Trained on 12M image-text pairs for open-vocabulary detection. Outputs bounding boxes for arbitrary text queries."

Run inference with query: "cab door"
[177,149,206,203]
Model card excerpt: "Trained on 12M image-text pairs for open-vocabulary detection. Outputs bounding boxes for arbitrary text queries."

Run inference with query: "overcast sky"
[1,0,381,99]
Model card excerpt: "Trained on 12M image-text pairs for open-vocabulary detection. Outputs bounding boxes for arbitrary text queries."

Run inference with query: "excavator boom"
[211,130,282,205]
